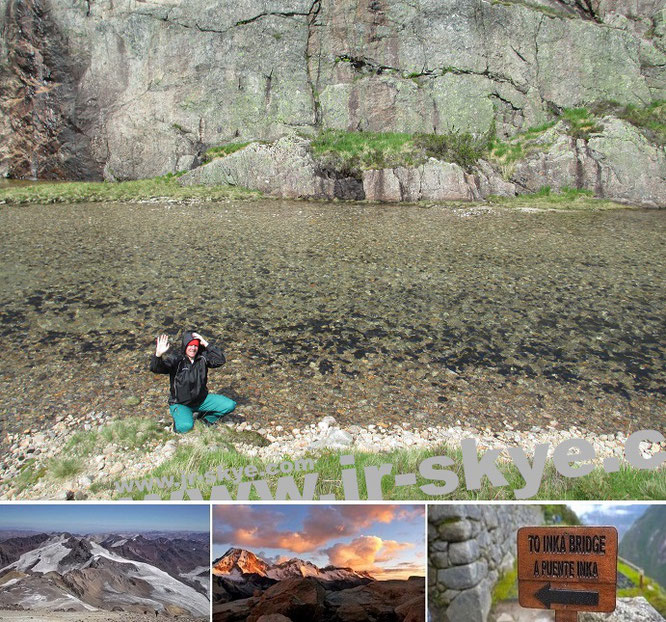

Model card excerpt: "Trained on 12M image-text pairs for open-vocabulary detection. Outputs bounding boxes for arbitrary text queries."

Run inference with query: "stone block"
[448,540,480,566]
[437,560,487,590]
[437,519,473,542]
[430,552,449,569]
[444,579,492,622]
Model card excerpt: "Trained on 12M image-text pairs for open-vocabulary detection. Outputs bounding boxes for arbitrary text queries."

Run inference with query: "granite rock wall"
[0,0,664,181]
[428,504,543,622]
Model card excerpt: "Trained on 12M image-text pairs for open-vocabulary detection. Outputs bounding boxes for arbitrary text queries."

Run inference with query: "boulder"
[395,595,426,622]
[212,596,257,622]
[437,560,488,590]
[325,577,425,621]
[437,519,474,542]
[363,161,479,202]
[444,577,492,622]
[510,119,666,207]
[580,596,664,621]
[308,427,354,451]
[178,136,363,200]
[246,577,326,622]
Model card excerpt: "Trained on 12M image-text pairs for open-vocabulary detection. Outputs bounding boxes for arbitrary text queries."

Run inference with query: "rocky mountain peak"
[213,548,271,577]
[213,548,376,583]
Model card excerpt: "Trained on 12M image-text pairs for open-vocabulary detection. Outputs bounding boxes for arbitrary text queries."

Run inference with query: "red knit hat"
[186,339,200,348]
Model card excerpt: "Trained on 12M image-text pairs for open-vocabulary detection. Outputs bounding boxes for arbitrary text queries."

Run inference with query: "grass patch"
[15,459,47,493]
[104,440,666,501]
[99,418,170,450]
[203,142,251,163]
[492,562,518,605]
[413,132,487,170]
[63,430,100,457]
[592,99,666,146]
[0,175,260,205]
[311,129,487,173]
[522,120,557,136]
[487,186,620,209]
[311,130,415,174]
[50,457,83,480]
[617,560,666,617]
[562,107,604,139]
[486,120,555,176]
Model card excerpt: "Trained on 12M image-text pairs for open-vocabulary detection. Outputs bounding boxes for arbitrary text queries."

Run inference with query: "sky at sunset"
[213,504,425,580]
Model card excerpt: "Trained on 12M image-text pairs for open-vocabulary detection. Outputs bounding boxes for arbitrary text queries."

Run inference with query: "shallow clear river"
[0,200,664,441]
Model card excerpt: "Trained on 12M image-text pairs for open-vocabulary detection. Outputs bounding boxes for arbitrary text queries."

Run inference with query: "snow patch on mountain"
[20,590,97,611]
[90,542,209,616]
[4,535,71,574]
[180,565,209,590]
[1,578,22,588]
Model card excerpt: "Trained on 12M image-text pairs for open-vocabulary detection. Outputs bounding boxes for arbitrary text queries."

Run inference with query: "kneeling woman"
[150,330,236,433]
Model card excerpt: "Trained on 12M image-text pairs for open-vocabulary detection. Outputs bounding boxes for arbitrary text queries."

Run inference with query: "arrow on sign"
[535,583,600,608]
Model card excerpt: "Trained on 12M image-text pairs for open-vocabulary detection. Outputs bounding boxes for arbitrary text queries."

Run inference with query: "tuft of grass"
[486,120,556,176]
[492,562,518,605]
[0,175,260,205]
[413,132,487,170]
[203,142,251,163]
[99,418,170,451]
[562,107,604,139]
[63,430,100,457]
[50,457,83,480]
[311,129,486,174]
[15,459,47,493]
[312,130,414,175]
[617,560,666,616]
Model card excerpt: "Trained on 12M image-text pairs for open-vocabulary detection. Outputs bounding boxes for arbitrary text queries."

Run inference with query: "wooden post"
[555,611,578,622]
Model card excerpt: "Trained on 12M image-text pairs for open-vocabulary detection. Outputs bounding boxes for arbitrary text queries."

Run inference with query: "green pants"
[169,393,236,434]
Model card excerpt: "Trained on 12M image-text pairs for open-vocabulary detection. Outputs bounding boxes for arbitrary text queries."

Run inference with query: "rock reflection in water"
[0,201,664,441]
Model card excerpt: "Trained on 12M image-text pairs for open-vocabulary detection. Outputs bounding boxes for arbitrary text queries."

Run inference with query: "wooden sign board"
[517,526,618,613]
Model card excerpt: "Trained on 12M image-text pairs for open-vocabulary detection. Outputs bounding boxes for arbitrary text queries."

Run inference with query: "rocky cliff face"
[1,0,663,181]
[619,506,666,590]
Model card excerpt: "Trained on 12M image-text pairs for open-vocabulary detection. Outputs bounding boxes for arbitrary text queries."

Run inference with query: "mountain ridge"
[0,532,209,616]
[213,546,375,582]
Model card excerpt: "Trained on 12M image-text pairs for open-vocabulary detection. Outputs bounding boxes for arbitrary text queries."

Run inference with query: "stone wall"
[428,504,543,622]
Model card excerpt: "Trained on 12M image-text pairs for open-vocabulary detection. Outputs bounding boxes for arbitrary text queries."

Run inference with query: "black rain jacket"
[150,331,226,406]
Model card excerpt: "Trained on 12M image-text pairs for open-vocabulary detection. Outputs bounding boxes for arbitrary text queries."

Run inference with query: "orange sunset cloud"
[214,505,404,553]
[324,536,413,572]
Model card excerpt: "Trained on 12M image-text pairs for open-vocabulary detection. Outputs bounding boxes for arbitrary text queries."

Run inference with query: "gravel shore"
[1,412,663,500]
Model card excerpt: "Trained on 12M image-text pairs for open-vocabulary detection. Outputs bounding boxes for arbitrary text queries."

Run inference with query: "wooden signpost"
[518,526,618,621]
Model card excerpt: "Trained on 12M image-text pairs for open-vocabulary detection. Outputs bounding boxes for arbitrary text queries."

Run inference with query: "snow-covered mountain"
[0,532,209,617]
[212,548,271,579]
[213,547,374,583]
